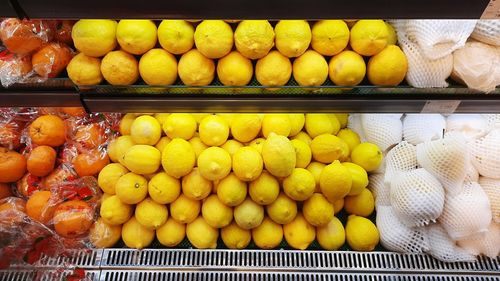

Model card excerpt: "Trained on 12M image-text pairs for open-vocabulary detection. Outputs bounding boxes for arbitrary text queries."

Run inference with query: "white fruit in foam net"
[347,114,366,141]
[390,168,445,227]
[416,132,468,195]
[403,114,445,145]
[376,206,429,253]
[478,177,500,224]
[360,114,402,152]
[464,160,479,183]
[457,222,500,259]
[446,114,488,142]
[471,20,500,47]
[482,114,500,130]
[470,129,500,179]
[425,223,476,262]
[368,174,390,207]
[384,141,417,186]
[439,182,492,241]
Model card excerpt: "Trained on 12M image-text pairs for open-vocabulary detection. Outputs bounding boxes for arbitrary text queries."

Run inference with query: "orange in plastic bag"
[0,120,22,149]
[27,145,57,177]
[17,173,44,197]
[0,19,55,55]
[32,42,73,78]
[0,147,27,183]
[73,123,107,152]
[29,114,67,147]
[53,200,94,238]
[72,149,110,177]
[0,183,12,199]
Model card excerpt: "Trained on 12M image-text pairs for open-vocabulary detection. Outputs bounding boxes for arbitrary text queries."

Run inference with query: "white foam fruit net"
[464,160,479,183]
[471,20,500,47]
[368,174,391,207]
[416,132,468,195]
[439,182,492,241]
[347,114,366,141]
[457,222,500,259]
[470,129,500,179]
[360,114,402,152]
[405,20,477,60]
[384,141,417,186]
[446,114,488,142]
[376,206,429,253]
[451,41,500,93]
[391,20,453,88]
[478,177,500,223]
[425,223,476,262]
[403,114,445,145]
[390,169,445,227]
[482,114,500,130]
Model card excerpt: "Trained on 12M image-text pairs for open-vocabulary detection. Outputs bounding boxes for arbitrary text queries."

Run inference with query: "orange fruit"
[26,190,56,224]
[0,147,27,183]
[89,217,122,248]
[60,107,86,118]
[53,200,94,238]
[73,149,110,177]
[29,115,67,147]
[17,173,44,197]
[27,145,57,177]
[0,183,12,199]
[0,121,21,149]
[0,197,26,225]
[42,164,76,189]
[73,123,106,152]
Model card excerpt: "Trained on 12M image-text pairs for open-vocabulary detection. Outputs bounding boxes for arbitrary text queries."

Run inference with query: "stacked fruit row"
[67,19,408,88]
[95,113,383,250]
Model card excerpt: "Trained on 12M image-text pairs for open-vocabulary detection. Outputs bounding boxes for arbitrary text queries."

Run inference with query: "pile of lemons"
[67,19,407,88]
[94,113,382,251]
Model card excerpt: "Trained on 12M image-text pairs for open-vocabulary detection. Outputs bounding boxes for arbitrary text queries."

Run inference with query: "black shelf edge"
[10,0,491,19]
[0,0,17,17]
[0,90,81,107]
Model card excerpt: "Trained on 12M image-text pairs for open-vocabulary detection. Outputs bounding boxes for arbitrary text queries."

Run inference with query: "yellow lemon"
[163,113,197,140]
[233,146,263,181]
[305,114,335,138]
[221,221,251,249]
[234,198,264,229]
[197,147,232,181]
[385,22,397,45]
[122,217,155,249]
[130,115,162,145]
[148,172,180,204]
[266,192,297,224]
[194,20,233,59]
[202,194,233,228]
[162,138,196,178]
[367,45,408,86]
[178,49,215,86]
[342,162,369,196]
[288,114,305,137]
[328,114,342,134]
[221,140,243,156]
[320,160,352,201]
[135,197,168,229]
[345,215,379,251]
[121,145,161,175]
[100,195,133,225]
[89,218,122,248]
[310,134,350,163]
[255,50,292,87]
[182,168,212,200]
[292,131,312,145]
[316,216,345,250]
[334,114,349,128]
[344,188,374,217]
[154,113,170,126]
[199,115,229,146]
[252,217,283,249]
[158,20,194,54]
[306,161,326,192]
[262,114,292,138]
[249,171,280,205]
[337,129,361,152]
[283,168,315,201]
[311,20,350,56]
[283,213,315,250]
[101,50,139,85]
[119,114,135,136]
[139,48,177,85]
[189,137,209,161]
[155,136,172,153]
[156,218,186,247]
[234,20,275,59]
[290,139,312,168]
[67,53,103,86]
[328,50,366,86]
[231,114,262,143]
[275,20,312,58]
[303,193,334,227]
[217,51,253,86]
[170,194,200,224]
[116,20,157,55]
[192,113,211,125]
[350,20,388,56]
[334,198,344,214]
[292,50,329,86]
[350,142,383,172]
[187,216,219,249]
[249,138,266,154]
[98,163,128,195]
[262,133,296,177]
[217,173,247,207]
[115,173,148,204]
[72,19,117,57]
[216,113,237,127]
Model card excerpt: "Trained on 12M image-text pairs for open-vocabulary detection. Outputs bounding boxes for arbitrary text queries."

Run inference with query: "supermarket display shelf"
[0,79,80,107]
[1,0,494,19]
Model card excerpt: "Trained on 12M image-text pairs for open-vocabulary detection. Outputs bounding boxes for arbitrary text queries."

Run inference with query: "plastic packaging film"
[403,114,445,145]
